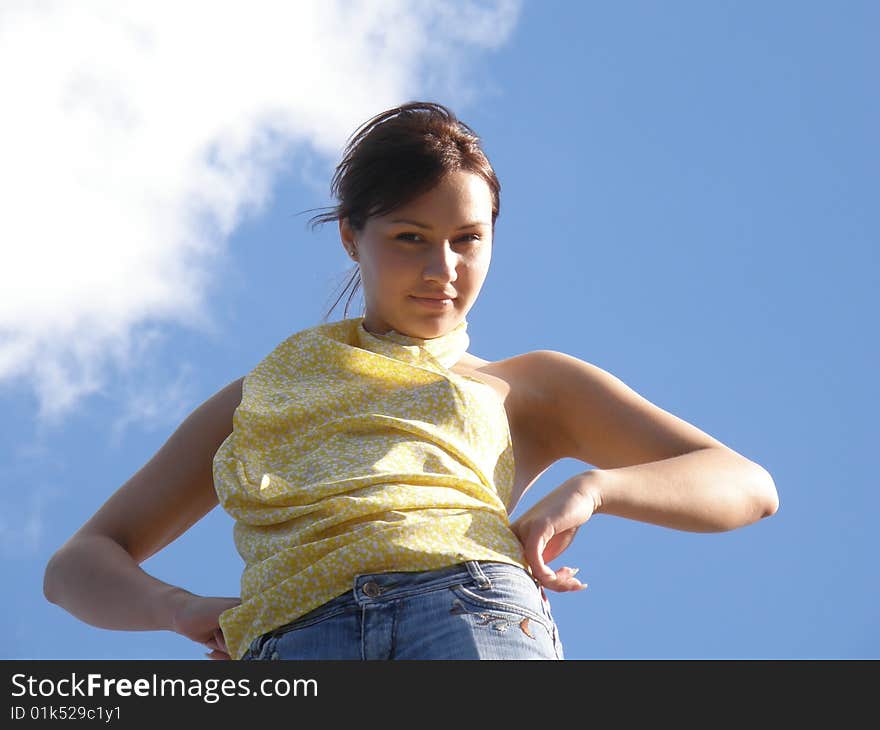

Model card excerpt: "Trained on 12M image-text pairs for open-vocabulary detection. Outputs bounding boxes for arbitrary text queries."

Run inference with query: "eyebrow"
[389,218,490,230]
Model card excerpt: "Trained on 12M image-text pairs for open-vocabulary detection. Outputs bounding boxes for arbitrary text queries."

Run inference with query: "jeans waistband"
[351,560,529,605]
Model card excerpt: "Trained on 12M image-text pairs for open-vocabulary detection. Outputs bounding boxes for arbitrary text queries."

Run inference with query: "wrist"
[576,469,606,515]
[162,586,197,634]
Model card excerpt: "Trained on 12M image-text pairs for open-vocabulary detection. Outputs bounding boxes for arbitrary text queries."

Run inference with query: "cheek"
[361,252,409,286]
[463,251,491,278]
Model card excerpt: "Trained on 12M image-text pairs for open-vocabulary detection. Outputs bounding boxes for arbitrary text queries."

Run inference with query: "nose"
[422,241,459,285]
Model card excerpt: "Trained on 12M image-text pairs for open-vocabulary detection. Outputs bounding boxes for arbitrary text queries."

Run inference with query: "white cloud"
[109,356,195,445]
[0,0,522,422]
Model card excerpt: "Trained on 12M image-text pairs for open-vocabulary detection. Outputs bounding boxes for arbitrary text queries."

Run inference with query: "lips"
[410,295,454,308]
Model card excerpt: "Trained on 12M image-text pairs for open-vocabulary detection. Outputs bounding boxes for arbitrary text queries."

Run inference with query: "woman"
[43,101,779,660]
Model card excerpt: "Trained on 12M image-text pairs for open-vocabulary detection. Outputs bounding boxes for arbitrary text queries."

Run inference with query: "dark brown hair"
[306,101,501,321]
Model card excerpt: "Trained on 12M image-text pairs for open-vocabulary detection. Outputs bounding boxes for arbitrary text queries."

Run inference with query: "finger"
[214,629,228,654]
[544,566,588,593]
[559,566,588,591]
[204,649,230,660]
[525,530,555,585]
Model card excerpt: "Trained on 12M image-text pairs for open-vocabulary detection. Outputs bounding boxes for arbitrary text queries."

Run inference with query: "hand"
[509,471,599,593]
[171,593,241,660]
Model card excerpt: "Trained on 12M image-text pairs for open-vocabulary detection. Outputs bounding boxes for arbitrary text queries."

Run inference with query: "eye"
[395,233,482,243]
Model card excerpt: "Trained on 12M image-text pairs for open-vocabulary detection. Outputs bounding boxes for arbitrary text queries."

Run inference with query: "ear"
[339,217,353,244]
[339,217,358,259]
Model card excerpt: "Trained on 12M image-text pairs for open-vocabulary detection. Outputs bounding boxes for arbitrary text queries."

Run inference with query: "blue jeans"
[241,561,564,660]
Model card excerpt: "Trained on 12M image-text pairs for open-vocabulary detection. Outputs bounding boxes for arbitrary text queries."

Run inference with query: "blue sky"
[1,1,876,660]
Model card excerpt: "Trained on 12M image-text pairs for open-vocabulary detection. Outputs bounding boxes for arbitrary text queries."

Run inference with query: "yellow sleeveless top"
[212,315,529,660]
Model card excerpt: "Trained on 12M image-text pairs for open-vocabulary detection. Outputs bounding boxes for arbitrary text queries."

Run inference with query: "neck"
[354,315,470,370]
[362,317,463,341]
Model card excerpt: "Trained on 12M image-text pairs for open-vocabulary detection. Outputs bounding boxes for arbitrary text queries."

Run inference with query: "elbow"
[713,462,779,532]
[43,539,83,606]
[43,550,64,606]
[744,463,779,526]
[761,488,780,520]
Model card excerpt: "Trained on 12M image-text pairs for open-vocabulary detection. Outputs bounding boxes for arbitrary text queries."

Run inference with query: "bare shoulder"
[209,375,245,419]
[513,349,730,468]
[460,349,557,440]
[460,349,534,372]
[171,374,245,462]
[169,375,244,448]
[465,348,553,378]
[456,350,540,394]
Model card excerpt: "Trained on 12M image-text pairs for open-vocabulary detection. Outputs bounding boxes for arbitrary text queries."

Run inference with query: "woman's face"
[339,169,494,339]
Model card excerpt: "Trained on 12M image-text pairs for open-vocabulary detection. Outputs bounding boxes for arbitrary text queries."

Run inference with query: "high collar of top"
[354,316,470,370]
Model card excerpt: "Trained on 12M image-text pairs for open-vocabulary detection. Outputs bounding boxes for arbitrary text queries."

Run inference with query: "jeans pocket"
[448,579,551,633]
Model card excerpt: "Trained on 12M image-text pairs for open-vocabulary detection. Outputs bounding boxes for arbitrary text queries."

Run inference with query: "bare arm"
[579,445,777,532]
[535,349,778,529]
[43,376,244,644]
[510,350,778,590]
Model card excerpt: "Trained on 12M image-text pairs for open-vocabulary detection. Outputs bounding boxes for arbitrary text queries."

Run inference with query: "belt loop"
[465,560,492,589]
